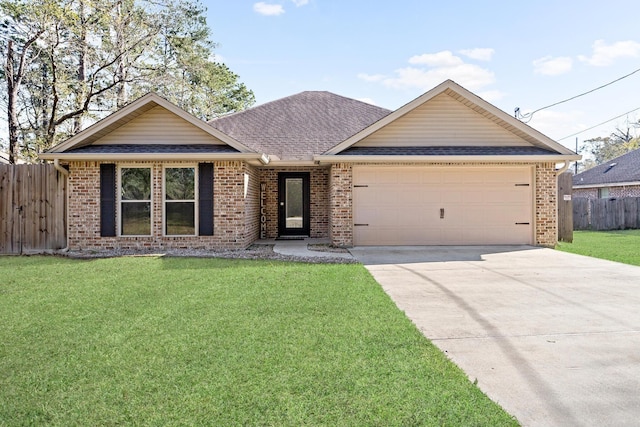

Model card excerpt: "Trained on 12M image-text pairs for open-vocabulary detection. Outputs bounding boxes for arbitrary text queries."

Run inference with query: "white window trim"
[162,164,199,237]
[118,164,153,237]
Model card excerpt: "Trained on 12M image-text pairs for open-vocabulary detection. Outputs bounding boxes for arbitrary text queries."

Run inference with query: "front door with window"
[278,172,310,236]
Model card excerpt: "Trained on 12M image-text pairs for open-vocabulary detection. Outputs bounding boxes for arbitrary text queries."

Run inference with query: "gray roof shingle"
[573,148,640,186]
[209,91,392,160]
[340,146,559,156]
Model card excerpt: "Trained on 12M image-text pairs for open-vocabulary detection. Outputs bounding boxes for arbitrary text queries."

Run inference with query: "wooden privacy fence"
[0,164,67,254]
[557,172,573,242]
[573,197,640,230]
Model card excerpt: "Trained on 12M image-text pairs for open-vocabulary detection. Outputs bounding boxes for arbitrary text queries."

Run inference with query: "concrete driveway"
[350,245,640,426]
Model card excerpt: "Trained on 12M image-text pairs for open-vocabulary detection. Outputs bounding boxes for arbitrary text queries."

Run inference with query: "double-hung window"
[164,166,197,236]
[120,167,152,236]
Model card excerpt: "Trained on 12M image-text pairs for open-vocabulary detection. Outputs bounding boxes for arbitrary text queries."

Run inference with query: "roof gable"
[354,92,531,147]
[46,93,254,154]
[210,91,391,161]
[325,80,577,156]
[573,148,640,187]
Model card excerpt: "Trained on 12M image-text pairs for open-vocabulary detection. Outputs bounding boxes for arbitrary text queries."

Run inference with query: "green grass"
[557,229,640,266]
[0,256,517,426]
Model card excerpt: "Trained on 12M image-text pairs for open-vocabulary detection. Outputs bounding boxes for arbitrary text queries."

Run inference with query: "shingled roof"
[573,148,640,187]
[209,91,391,161]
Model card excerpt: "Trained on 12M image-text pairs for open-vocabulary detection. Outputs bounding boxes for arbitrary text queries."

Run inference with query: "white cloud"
[578,39,640,66]
[459,48,495,61]
[291,0,309,5]
[384,63,495,92]
[533,56,573,75]
[525,109,585,140]
[357,73,385,82]
[359,49,497,94]
[409,51,463,67]
[476,90,506,102]
[253,2,285,16]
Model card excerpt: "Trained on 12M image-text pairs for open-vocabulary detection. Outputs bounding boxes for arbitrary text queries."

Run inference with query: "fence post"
[557,172,573,242]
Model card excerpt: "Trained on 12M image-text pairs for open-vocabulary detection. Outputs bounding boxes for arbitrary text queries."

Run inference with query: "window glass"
[122,202,151,235]
[165,167,196,235]
[121,168,151,200]
[120,167,151,236]
[166,168,195,200]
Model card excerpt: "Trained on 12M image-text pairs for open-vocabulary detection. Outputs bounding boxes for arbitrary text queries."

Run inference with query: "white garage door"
[353,166,533,245]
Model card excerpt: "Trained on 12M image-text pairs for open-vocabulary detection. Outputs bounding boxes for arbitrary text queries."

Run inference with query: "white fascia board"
[314,154,581,164]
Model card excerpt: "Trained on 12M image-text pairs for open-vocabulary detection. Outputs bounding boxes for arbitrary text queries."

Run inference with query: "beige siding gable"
[94,106,225,145]
[354,92,531,147]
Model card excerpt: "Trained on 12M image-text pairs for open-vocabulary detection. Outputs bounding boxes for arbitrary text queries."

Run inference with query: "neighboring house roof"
[209,91,392,161]
[573,148,640,188]
[318,80,579,163]
[41,93,264,162]
[0,152,9,164]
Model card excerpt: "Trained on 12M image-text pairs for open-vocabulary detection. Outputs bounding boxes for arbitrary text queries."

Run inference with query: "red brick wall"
[535,162,557,247]
[328,163,353,247]
[67,160,253,251]
[258,167,329,238]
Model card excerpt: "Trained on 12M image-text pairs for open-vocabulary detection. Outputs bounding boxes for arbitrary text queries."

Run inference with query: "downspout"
[556,160,570,175]
[53,158,69,176]
[53,159,70,252]
[555,160,570,247]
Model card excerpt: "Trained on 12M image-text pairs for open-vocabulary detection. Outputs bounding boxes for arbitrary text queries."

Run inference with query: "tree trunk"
[5,40,20,164]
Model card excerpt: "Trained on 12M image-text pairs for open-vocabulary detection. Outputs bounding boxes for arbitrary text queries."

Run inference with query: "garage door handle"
[515,222,530,225]
[440,208,445,219]
[354,223,369,226]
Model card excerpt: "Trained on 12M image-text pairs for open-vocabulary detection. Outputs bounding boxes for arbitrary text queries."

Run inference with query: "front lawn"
[556,229,640,266]
[0,256,516,426]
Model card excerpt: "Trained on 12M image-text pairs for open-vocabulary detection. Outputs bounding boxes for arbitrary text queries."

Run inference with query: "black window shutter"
[199,163,214,236]
[100,163,117,237]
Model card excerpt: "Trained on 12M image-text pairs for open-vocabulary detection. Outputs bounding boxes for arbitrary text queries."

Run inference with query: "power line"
[515,66,640,123]
[557,106,640,141]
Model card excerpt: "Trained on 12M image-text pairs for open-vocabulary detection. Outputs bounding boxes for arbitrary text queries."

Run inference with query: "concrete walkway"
[256,238,354,259]
[350,246,640,427]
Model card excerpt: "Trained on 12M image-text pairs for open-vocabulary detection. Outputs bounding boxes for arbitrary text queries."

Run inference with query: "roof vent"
[604,162,617,173]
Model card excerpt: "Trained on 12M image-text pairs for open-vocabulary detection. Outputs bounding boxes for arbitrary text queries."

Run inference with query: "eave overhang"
[40,152,269,165]
[314,154,581,164]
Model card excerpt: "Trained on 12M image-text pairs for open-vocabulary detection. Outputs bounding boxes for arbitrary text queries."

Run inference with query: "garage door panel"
[353,166,533,246]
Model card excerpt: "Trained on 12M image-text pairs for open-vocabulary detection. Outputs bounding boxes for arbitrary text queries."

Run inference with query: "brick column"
[329,163,353,247]
[535,162,557,247]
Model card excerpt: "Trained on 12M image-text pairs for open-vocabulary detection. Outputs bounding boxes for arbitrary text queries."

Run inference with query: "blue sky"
[203,0,640,151]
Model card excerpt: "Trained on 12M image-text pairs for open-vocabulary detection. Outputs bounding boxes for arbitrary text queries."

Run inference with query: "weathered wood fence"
[0,164,67,254]
[573,197,640,230]
[557,172,573,242]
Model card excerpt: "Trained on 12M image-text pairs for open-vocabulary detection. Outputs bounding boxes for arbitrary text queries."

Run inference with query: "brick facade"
[535,162,557,247]
[67,160,256,251]
[67,160,562,251]
[328,163,353,247]
[258,167,329,238]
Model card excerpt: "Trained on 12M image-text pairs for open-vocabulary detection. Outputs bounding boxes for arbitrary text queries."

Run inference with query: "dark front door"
[278,172,310,236]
